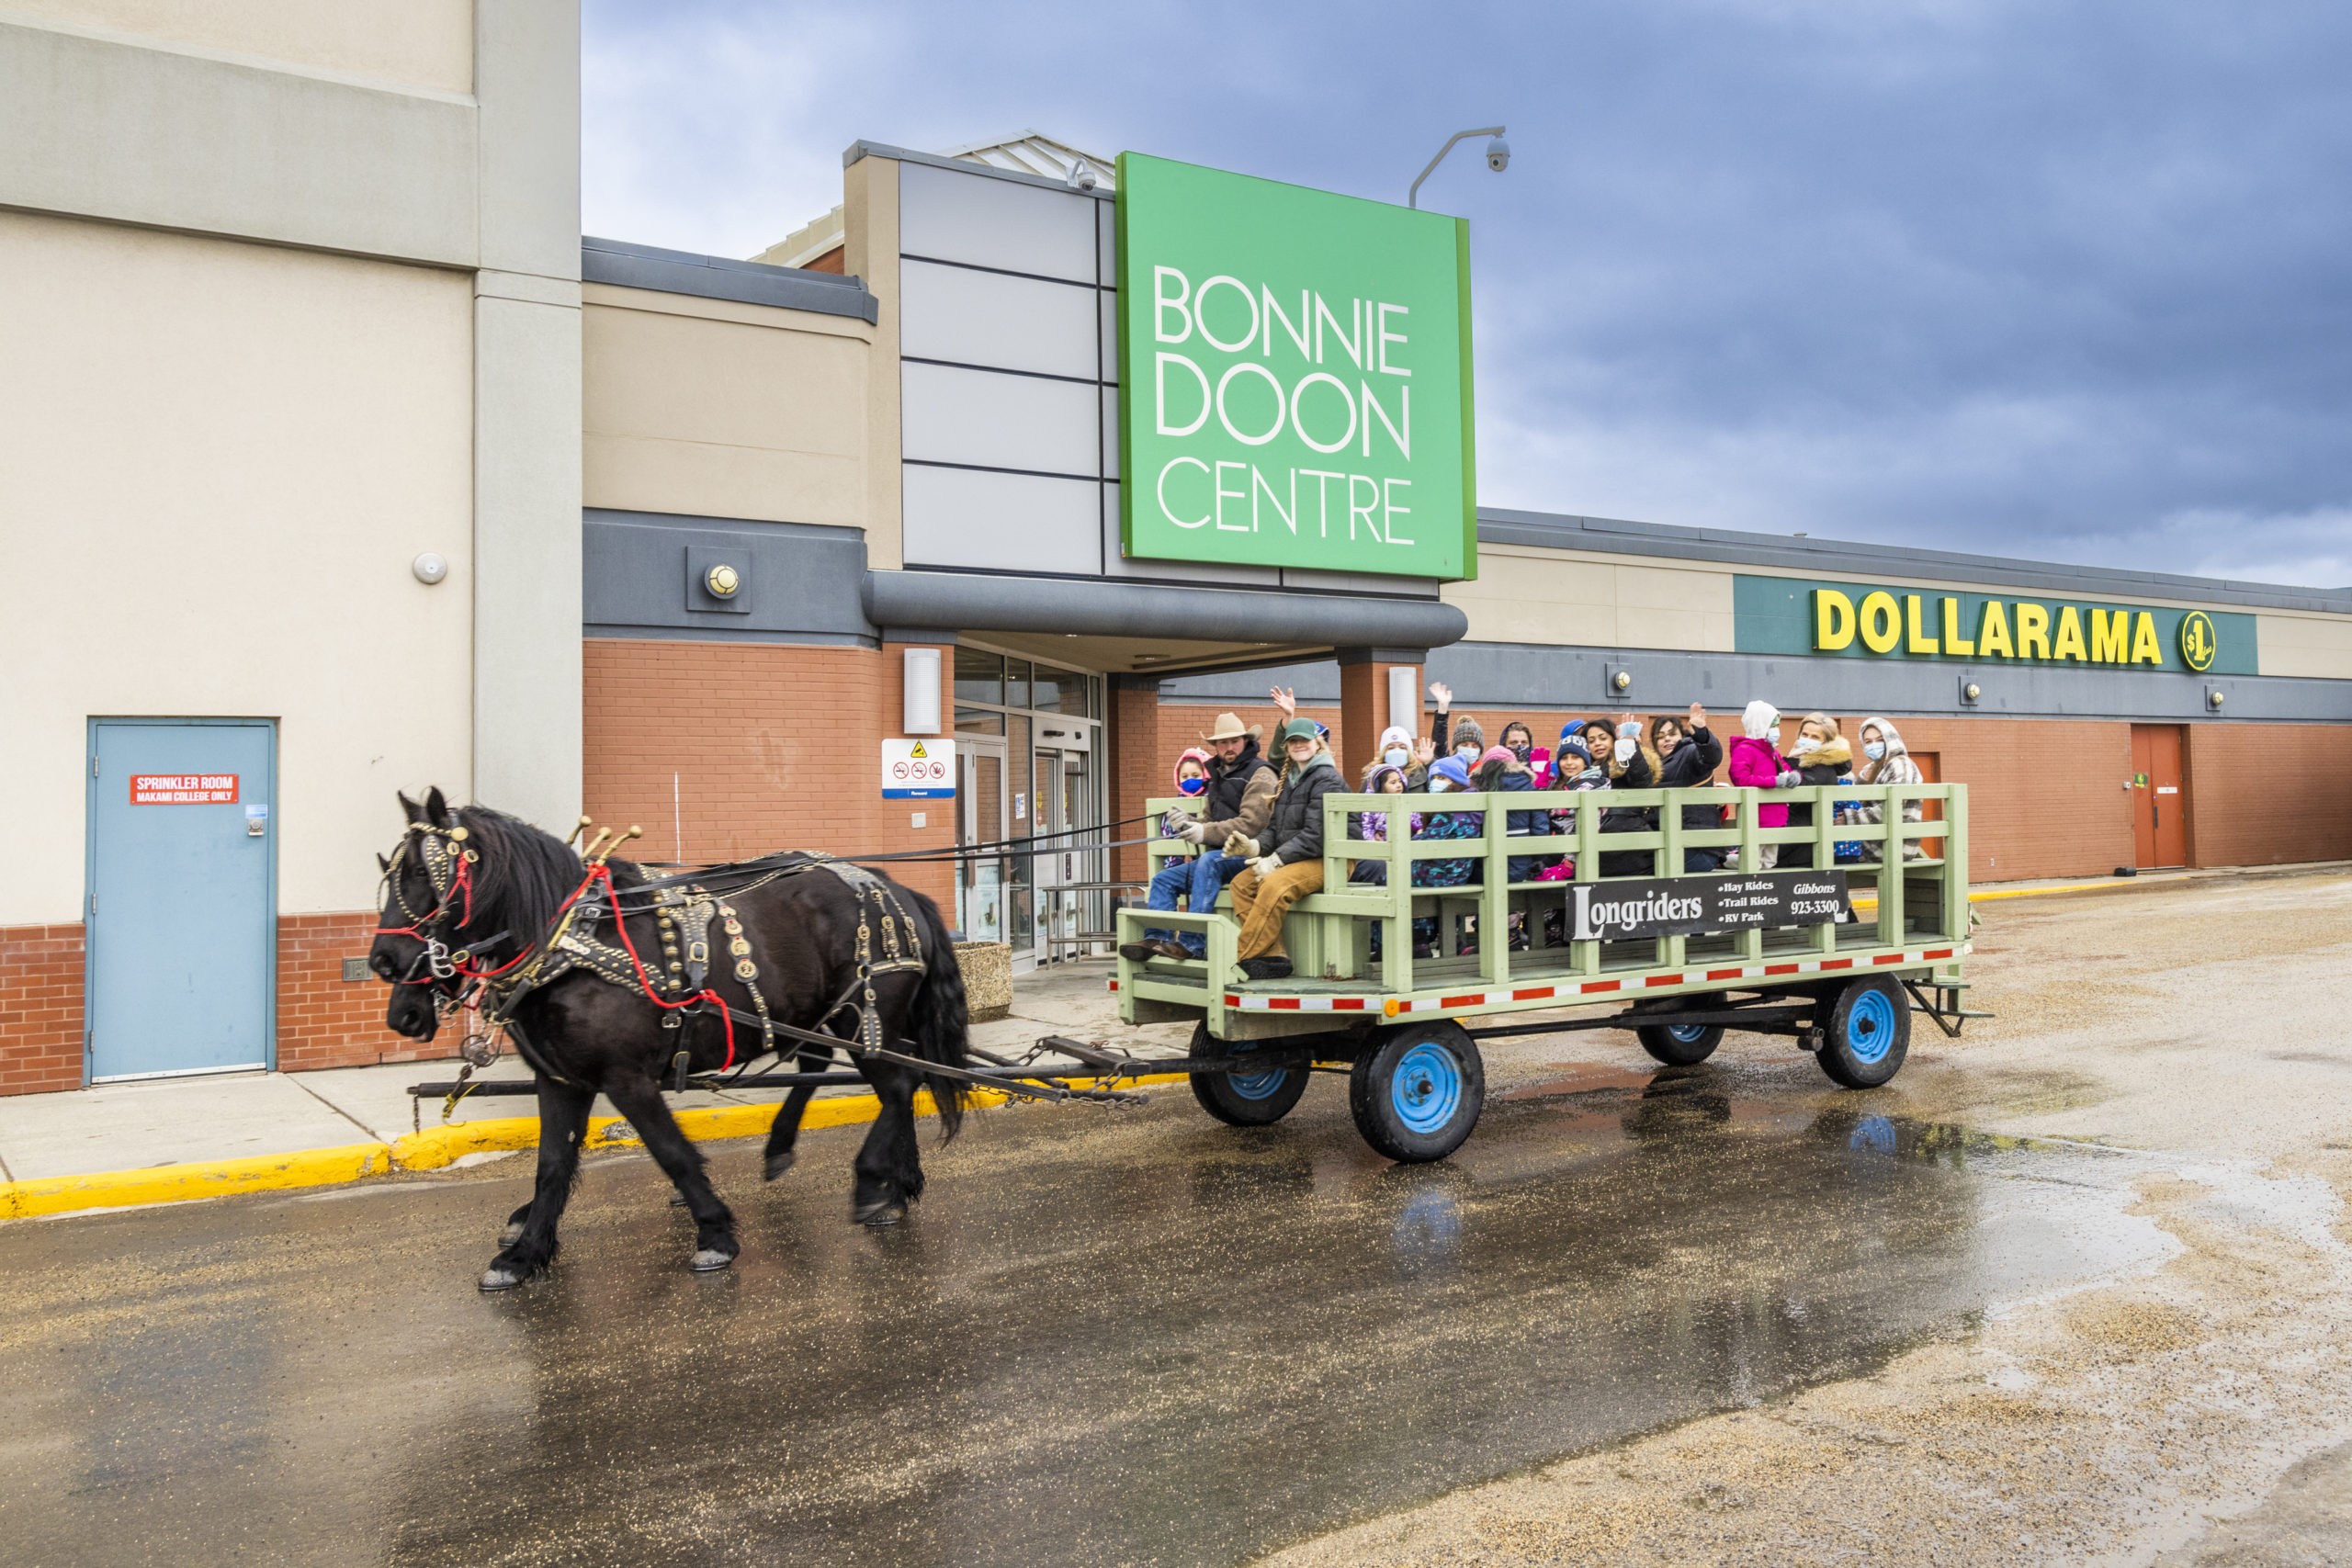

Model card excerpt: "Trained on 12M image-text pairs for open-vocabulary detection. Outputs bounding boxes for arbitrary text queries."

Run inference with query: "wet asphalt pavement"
[0,1048,2146,1568]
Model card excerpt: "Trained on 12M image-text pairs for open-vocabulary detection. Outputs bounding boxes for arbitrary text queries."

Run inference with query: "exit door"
[86,720,277,1080]
[2130,725,2188,870]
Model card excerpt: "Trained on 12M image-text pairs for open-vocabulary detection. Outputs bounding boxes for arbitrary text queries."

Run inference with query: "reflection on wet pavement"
[0,1062,2156,1568]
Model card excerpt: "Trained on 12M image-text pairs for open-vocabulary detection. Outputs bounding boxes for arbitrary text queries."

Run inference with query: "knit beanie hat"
[1430,755,1474,791]
[1376,725,1412,752]
[1449,716,1486,752]
[1555,739,1594,768]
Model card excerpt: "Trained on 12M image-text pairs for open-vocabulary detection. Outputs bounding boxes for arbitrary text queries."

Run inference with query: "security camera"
[1068,159,1098,191]
[1486,136,1511,173]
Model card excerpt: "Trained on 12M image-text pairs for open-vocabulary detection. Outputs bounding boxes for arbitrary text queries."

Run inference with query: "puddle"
[0,1063,2167,1568]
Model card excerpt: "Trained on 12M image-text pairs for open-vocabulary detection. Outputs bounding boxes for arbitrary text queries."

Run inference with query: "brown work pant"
[1229,860,1325,961]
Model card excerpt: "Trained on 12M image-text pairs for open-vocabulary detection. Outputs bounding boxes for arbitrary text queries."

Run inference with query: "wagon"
[1111,778,1978,1162]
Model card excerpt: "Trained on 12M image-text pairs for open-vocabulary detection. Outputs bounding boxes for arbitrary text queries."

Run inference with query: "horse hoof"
[854,1200,907,1228]
[479,1266,525,1292]
[763,1150,796,1181]
[499,1222,524,1247]
[690,1247,736,1272]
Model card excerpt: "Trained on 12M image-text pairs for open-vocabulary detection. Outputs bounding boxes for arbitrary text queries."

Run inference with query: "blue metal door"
[87,720,276,1080]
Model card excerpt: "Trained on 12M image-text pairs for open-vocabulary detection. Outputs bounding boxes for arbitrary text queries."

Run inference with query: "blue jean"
[1144,853,1246,956]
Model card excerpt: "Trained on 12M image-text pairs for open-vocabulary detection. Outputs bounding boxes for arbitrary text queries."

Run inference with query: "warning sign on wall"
[880,739,955,800]
[130,773,239,804]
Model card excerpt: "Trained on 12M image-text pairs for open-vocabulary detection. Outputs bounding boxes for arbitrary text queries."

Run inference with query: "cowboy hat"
[1200,712,1261,742]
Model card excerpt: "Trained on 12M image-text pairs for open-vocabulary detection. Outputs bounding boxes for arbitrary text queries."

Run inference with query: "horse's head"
[370,787,473,1040]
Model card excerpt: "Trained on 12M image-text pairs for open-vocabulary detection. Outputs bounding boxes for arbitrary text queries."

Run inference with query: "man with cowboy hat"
[1120,709,1276,963]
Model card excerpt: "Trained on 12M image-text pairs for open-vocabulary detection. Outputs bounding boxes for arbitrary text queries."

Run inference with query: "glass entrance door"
[956,740,1008,944]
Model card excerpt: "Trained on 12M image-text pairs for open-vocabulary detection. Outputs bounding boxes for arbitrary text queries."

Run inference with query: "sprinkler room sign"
[1733,577,2256,674]
[1114,152,1477,581]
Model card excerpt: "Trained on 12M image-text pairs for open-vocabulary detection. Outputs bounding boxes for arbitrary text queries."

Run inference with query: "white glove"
[1251,854,1283,878]
[1174,818,1206,844]
[1613,736,1636,763]
[1224,833,1261,859]
[1775,769,1801,788]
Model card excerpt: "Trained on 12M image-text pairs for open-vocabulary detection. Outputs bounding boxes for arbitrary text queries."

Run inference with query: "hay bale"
[955,941,1013,1022]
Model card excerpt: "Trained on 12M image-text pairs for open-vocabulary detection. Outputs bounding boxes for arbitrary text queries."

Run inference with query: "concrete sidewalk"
[0,961,1173,1218]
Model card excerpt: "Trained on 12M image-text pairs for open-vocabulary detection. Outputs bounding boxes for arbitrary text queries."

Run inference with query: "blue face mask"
[1454,744,1479,762]
[1384,747,1408,767]
[1178,775,1206,795]
[1429,778,1452,794]
[1863,741,1885,761]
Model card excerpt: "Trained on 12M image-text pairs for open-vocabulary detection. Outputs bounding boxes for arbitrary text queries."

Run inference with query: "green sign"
[1114,152,1476,580]
[1733,576,2257,675]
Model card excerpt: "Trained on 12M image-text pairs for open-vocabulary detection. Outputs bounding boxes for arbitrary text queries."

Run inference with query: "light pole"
[1408,126,1510,209]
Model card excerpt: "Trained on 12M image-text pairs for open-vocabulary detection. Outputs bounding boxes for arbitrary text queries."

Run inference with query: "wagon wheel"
[1815,976,1911,1089]
[1634,1013,1724,1066]
[1349,1021,1486,1164]
[1187,1022,1310,1126]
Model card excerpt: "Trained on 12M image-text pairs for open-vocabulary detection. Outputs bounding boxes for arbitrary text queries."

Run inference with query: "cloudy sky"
[583,0,2352,590]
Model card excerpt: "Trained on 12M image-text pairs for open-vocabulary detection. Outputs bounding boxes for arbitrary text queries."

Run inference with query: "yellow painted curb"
[0,1141,397,1221]
[1852,878,2146,912]
[5,1071,1194,1219]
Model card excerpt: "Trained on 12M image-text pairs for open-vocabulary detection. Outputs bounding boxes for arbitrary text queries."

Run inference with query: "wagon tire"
[1816,976,1910,1089]
[1188,1023,1310,1126]
[1634,1018,1724,1066]
[1349,1021,1485,1164]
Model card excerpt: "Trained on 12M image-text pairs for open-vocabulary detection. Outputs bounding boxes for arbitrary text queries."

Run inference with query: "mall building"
[5,2,2350,1095]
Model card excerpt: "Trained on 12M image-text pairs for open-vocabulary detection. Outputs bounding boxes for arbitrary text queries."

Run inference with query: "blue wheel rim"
[1227,1066,1292,1100]
[1391,1042,1464,1134]
[1666,1022,1709,1044]
[1224,1046,1292,1101]
[1847,987,1898,1065]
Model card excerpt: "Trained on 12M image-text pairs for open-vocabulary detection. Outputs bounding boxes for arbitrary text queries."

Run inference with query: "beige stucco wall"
[0,212,474,923]
[6,0,473,94]
[2256,612,2352,680]
[1444,545,1739,651]
[842,154,902,568]
[582,283,874,528]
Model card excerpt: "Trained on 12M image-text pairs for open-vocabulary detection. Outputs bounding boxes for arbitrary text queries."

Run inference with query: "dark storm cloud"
[584,0,2352,586]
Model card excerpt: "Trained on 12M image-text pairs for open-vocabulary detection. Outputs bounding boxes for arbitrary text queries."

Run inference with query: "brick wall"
[2187,723,2352,868]
[277,911,437,1073]
[583,637,956,914]
[0,924,85,1096]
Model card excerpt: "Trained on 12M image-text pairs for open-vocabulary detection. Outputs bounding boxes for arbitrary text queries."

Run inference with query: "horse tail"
[898,882,971,1140]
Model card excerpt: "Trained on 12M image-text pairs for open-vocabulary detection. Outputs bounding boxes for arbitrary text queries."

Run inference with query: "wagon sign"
[1570,870,1852,942]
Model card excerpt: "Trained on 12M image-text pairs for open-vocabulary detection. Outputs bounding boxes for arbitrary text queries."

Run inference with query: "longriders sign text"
[1571,870,1852,942]
[1115,152,1476,580]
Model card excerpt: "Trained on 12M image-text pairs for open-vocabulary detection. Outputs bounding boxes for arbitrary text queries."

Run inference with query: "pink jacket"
[1726,735,1790,826]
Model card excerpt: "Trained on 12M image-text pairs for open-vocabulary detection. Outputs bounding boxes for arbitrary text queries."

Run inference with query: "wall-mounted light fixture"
[2207,686,2226,711]
[1387,666,1419,735]
[1606,666,1633,697]
[903,647,943,734]
[412,552,448,585]
[1959,677,1981,706]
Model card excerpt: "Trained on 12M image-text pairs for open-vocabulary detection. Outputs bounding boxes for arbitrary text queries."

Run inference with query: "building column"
[1109,676,1165,886]
[1337,648,1427,780]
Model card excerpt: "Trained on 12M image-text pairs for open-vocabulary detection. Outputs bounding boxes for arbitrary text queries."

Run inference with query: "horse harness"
[424,847,929,1080]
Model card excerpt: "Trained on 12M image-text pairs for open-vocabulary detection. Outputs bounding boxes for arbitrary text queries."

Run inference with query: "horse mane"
[452,806,586,947]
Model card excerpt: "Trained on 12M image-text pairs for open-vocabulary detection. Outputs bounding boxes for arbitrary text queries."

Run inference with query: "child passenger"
[1725,700,1792,870]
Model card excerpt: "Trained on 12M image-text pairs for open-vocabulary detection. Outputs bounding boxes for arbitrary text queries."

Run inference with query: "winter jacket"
[1491,765,1557,882]
[1838,716,1927,862]
[1655,726,1725,834]
[1410,807,1482,888]
[1266,752,1343,865]
[1547,764,1610,839]
[1726,735,1791,828]
[1199,739,1276,841]
[1782,733,1852,870]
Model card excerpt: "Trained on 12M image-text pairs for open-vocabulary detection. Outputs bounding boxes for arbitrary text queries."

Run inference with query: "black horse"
[369,789,970,1290]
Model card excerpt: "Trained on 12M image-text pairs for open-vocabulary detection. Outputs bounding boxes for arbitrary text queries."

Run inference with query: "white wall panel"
[902,360,1097,477]
[904,465,1101,574]
[899,160,1094,282]
[899,257,1096,379]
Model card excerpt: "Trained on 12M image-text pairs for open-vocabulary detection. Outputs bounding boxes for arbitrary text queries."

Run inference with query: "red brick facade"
[276,911,436,1073]
[0,924,85,1096]
[582,637,956,913]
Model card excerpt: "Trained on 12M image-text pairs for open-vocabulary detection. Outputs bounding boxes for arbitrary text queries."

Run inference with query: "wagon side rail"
[1115,782,1968,1032]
